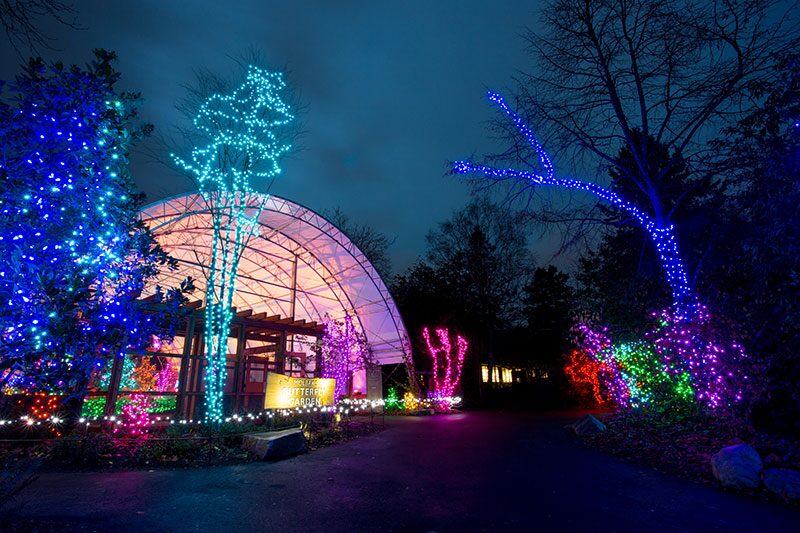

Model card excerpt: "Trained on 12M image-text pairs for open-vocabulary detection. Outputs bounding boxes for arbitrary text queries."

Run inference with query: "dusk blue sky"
[0,1,564,275]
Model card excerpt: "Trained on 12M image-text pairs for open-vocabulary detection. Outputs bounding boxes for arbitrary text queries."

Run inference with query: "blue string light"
[452,91,695,315]
[0,57,174,395]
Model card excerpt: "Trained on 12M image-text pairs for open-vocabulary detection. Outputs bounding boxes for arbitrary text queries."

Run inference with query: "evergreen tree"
[708,55,800,431]
[522,265,574,366]
[0,50,186,400]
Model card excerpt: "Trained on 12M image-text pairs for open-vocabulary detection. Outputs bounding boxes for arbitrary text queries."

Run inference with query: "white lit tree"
[173,66,294,421]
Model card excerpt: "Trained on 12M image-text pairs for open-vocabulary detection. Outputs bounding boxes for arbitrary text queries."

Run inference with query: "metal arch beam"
[140,192,410,363]
[255,196,411,360]
[275,200,411,360]
[147,234,331,325]
[142,195,356,343]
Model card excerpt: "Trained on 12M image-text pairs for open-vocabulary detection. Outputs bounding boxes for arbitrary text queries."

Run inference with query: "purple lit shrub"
[570,304,751,415]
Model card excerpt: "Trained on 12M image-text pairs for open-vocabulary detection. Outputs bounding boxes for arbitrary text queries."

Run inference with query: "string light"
[385,387,400,410]
[321,314,371,402]
[114,393,152,439]
[171,65,294,423]
[401,392,419,411]
[421,326,467,409]
[452,90,695,315]
[1,396,462,430]
[0,53,183,403]
[568,305,746,410]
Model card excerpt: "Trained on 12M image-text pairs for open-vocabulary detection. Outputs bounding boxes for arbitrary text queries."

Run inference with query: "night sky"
[0,1,549,274]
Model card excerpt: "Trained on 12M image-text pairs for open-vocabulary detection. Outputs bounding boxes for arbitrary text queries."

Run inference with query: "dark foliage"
[522,265,575,366]
[392,198,536,403]
[322,206,394,279]
[704,55,800,433]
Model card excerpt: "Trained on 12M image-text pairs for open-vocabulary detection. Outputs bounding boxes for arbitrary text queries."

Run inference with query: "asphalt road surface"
[6,411,800,532]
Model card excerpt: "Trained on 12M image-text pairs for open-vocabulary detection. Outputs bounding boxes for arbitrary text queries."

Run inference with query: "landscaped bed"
[1,414,385,473]
[578,410,800,502]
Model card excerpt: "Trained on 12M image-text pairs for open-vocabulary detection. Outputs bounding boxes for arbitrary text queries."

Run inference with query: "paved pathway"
[7,411,800,532]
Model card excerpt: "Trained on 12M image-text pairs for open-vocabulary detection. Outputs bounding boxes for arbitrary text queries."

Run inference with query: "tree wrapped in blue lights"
[0,50,186,400]
[172,65,294,422]
[453,91,695,316]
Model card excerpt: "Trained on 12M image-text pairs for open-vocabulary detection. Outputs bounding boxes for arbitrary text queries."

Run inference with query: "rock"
[710,444,762,490]
[763,468,800,501]
[568,415,607,436]
[242,428,308,461]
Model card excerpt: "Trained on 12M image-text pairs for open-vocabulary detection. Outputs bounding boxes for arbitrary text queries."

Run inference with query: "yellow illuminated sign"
[264,372,336,409]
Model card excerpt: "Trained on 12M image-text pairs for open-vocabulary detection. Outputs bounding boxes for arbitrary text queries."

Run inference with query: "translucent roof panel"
[140,193,410,365]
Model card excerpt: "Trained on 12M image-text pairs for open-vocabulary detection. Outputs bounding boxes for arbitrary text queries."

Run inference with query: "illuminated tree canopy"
[172,65,295,422]
[0,51,184,398]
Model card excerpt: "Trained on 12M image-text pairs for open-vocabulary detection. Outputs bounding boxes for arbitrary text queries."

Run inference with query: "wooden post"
[314,334,322,377]
[289,255,298,352]
[103,355,124,417]
[232,322,246,412]
[175,313,195,419]
[276,331,287,374]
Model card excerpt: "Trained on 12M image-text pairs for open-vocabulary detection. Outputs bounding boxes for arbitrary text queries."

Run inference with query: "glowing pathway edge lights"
[452,91,695,316]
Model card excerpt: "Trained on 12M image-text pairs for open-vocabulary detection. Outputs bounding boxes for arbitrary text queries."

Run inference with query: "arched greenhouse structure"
[84,193,411,419]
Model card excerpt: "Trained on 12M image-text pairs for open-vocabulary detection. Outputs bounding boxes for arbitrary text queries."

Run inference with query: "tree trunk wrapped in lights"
[453,91,695,316]
[172,66,294,422]
[421,326,467,408]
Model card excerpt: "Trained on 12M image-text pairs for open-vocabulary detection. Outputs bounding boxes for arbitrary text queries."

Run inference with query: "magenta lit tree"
[321,314,372,402]
[421,327,467,403]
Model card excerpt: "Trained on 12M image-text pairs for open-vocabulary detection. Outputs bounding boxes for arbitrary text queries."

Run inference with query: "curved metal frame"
[140,192,411,366]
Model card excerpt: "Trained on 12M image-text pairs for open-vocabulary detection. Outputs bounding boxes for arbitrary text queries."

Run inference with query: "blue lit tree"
[173,65,294,422]
[454,0,800,318]
[0,50,187,403]
[454,91,694,315]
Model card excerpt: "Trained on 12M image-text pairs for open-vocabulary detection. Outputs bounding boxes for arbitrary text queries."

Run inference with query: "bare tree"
[454,0,800,315]
[323,207,395,279]
[171,63,297,421]
[1,0,79,55]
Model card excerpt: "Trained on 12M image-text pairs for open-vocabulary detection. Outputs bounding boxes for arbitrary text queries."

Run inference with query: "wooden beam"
[236,309,253,317]
[240,316,326,336]
[243,345,278,356]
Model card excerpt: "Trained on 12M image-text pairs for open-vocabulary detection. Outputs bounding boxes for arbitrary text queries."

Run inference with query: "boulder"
[763,468,800,501]
[710,444,762,490]
[243,428,307,461]
[568,415,607,436]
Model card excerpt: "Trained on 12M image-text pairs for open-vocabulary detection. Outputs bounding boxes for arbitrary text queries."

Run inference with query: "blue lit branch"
[453,91,694,315]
